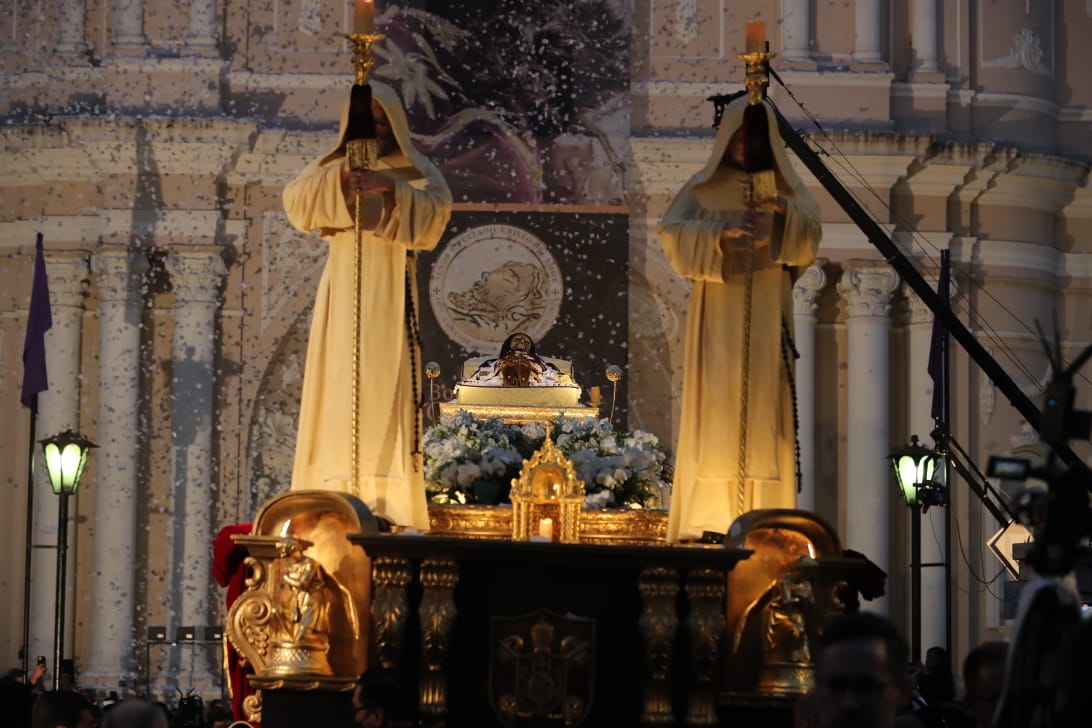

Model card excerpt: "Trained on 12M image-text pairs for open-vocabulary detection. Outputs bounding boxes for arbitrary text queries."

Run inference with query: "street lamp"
[39,429,96,690]
[889,434,947,661]
[890,434,946,511]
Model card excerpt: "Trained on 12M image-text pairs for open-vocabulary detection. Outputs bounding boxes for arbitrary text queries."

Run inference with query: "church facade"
[1,0,1090,697]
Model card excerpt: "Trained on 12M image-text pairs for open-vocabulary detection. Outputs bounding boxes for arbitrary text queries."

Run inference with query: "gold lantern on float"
[510,429,585,543]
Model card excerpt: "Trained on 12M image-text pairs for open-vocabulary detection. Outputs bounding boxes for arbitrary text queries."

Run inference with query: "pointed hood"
[690,95,809,199]
[320,80,434,179]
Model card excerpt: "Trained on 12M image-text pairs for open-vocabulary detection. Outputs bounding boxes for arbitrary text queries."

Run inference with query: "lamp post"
[889,434,945,661]
[40,429,96,691]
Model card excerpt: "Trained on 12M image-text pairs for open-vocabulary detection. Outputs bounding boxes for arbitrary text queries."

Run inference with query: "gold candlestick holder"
[345,32,385,85]
[735,48,777,106]
[735,47,780,203]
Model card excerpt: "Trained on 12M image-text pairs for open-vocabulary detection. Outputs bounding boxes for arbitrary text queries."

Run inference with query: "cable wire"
[770,68,1092,391]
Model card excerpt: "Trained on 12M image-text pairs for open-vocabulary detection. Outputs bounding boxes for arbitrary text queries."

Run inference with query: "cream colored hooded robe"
[659,97,821,542]
[284,81,453,530]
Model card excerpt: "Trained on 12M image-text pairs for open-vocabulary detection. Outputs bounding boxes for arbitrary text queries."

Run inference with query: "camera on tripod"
[986,335,1092,578]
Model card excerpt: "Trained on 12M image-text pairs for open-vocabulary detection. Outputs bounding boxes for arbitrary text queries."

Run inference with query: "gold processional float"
[225,14,860,727]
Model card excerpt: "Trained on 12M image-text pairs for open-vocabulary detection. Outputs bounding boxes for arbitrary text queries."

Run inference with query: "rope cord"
[404,259,423,468]
[781,315,803,494]
[738,234,755,516]
[351,193,362,490]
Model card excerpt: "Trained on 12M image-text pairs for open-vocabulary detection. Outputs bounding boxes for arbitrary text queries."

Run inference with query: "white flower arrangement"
[423,411,670,509]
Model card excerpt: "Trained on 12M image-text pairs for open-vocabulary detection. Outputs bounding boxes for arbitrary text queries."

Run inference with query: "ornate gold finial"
[736,20,777,106]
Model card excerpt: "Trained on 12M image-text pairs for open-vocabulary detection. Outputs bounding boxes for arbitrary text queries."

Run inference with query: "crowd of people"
[0,665,235,728]
[0,619,1081,728]
[0,661,423,728]
[796,613,1010,728]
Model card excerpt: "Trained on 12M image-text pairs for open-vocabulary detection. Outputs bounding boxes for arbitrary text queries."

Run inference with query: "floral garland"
[423,410,670,509]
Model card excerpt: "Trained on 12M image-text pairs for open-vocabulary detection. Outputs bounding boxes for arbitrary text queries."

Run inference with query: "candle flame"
[745,20,766,53]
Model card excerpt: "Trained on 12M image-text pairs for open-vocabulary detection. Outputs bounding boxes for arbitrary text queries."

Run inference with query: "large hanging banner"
[377,1,632,424]
[376,0,629,206]
[417,210,629,426]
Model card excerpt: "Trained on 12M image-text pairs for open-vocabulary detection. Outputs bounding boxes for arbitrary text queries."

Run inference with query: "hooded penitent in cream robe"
[659,96,821,542]
[284,81,453,530]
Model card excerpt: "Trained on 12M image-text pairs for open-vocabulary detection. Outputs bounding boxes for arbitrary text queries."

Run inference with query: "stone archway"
[245,302,313,512]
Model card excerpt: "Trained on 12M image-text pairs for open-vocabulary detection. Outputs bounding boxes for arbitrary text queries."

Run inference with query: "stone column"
[781,0,812,62]
[54,0,90,57]
[186,0,218,55]
[165,250,226,681]
[906,282,948,653]
[910,0,940,74]
[112,0,147,54]
[84,250,148,688]
[853,0,884,64]
[792,261,827,512]
[837,265,899,614]
[29,255,89,665]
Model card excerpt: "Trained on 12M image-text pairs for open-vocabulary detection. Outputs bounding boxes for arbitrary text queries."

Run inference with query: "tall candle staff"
[734,20,777,515]
[344,0,384,490]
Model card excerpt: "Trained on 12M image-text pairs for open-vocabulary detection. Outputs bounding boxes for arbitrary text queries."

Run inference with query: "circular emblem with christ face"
[429,224,563,355]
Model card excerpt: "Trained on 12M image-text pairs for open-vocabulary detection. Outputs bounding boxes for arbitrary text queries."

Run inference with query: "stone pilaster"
[112,0,147,54]
[781,0,813,63]
[165,250,226,682]
[84,250,148,688]
[54,0,90,58]
[186,0,218,55]
[837,265,899,614]
[852,0,884,65]
[910,0,940,74]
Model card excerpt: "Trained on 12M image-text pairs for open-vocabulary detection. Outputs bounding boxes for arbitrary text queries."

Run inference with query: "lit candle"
[353,0,374,35]
[745,19,765,53]
[538,517,554,540]
[589,386,601,407]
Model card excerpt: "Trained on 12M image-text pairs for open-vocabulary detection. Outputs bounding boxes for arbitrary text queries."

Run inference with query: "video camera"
[987,334,1092,577]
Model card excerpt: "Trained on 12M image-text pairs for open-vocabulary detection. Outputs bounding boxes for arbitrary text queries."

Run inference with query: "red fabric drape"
[212,523,255,724]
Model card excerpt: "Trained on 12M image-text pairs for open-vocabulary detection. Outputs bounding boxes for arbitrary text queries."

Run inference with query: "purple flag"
[20,233,52,412]
[927,250,950,420]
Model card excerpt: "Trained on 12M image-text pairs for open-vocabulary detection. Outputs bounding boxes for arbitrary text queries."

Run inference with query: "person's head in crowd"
[962,641,1007,728]
[352,668,416,728]
[0,671,35,728]
[32,689,98,728]
[813,612,913,728]
[100,700,168,728]
[206,700,233,728]
[924,646,946,674]
[57,660,76,692]
[919,646,955,705]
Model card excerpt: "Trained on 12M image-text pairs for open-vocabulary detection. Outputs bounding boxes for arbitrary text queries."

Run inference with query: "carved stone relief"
[261,211,327,336]
[984,28,1051,76]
